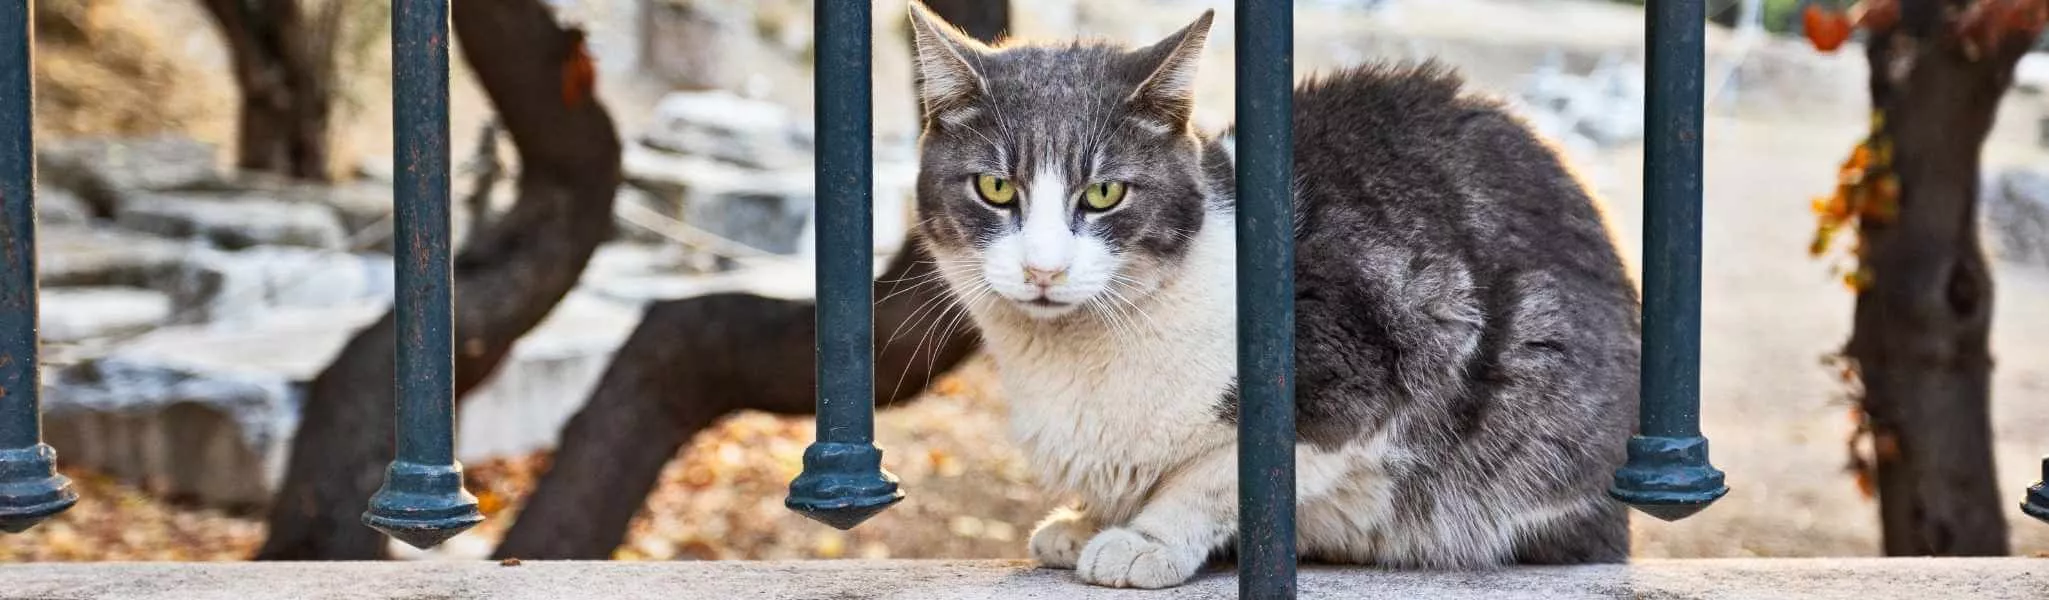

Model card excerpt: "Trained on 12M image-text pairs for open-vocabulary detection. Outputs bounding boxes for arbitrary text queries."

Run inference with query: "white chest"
[971,215,1241,520]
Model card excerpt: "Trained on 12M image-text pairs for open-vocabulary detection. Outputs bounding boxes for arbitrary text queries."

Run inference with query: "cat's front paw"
[1028,508,1095,569]
[1076,527,1199,589]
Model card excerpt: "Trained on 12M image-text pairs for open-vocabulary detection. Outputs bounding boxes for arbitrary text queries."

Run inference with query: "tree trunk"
[1849,0,2025,556]
[491,244,980,558]
[492,0,1009,558]
[256,0,623,559]
[197,0,333,180]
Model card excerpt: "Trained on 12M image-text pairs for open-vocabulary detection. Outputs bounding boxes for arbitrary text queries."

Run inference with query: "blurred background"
[7,0,2049,563]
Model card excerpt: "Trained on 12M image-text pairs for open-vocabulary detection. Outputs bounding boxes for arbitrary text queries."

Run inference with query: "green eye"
[1083,181,1127,211]
[975,174,1016,205]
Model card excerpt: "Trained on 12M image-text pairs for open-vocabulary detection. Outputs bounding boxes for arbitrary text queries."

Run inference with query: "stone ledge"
[4,558,2046,599]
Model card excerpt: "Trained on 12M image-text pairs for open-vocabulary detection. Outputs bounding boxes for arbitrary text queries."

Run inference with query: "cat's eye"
[975,174,1016,206]
[1082,181,1127,211]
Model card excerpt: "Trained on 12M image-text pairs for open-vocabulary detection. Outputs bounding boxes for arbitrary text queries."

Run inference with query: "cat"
[904,2,1640,589]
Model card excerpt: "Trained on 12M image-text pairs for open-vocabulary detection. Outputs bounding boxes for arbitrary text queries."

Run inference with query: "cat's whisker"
[888,280,983,404]
[886,283,967,348]
[1093,295,1142,343]
[876,268,955,306]
[895,282,992,404]
[926,286,987,380]
[879,257,975,300]
[1102,279,1165,337]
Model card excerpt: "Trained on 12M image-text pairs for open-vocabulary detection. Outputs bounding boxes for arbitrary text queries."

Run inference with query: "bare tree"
[197,0,385,180]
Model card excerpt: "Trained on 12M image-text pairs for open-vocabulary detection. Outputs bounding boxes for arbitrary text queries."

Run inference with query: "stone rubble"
[33,85,858,510]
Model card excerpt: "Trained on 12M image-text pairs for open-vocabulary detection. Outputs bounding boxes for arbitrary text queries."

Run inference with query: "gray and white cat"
[905,3,1639,589]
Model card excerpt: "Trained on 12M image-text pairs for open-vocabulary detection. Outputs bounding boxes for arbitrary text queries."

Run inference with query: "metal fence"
[1,1,2046,598]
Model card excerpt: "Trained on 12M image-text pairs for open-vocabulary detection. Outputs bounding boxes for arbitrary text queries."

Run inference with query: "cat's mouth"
[1010,295,1081,319]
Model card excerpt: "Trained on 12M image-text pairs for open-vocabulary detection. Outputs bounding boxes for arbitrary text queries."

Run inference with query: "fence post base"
[1609,435,1727,521]
[363,460,484,549]
[2023,457,2049,524]
[0,445,77,533]
[786,442,902,530]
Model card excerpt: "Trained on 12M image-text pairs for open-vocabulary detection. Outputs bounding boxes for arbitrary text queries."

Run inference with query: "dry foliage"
[31,0,224,139]
[1808,110,1897,292]
[3,357,1049,563]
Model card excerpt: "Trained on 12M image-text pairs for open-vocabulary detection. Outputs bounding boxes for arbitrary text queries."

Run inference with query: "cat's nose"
[1024,266,1068,288]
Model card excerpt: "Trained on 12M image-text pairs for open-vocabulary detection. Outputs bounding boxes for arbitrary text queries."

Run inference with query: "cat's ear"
[1126,10,1214,133]
[906,1,989,124]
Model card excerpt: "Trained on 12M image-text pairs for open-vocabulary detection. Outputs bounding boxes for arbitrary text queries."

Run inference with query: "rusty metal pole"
[0,0,79,536]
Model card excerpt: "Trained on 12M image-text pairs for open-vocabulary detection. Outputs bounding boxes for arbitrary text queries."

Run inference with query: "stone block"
[116,193,350,251]
[641,90,812,170]
[36,225,192,289]
[39,287,174,344]
[37,135,222,216]
[38,188,91,226]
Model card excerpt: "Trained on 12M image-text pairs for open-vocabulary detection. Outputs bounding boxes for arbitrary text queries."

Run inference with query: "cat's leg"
[1076,447,1234,589]
[1027,505,1098,569]
[1077,443,1355,588]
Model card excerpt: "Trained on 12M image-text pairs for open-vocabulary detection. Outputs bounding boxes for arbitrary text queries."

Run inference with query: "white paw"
[1027,509,1095,569]
[1076,527,1198,589]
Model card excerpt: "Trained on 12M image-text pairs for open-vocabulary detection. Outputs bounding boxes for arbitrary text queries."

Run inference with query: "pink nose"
[1025,266,1068,288]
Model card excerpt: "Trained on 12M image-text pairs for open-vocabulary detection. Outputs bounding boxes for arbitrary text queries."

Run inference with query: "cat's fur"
[905,3,1639,589]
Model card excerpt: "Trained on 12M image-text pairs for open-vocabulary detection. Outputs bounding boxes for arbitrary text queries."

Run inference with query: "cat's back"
[1285,61,1631,287]
[1279,64,1639,564]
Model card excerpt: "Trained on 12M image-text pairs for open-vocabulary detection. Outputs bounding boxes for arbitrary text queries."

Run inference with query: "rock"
[252,178,395,241]
[38,188,91,226]
[641,90,812,170]
[37,135,222,216]
[356,154,397,183]
[642,0,758,91]
[38,287,173,343]
[165,247,396,323]
[611,185,673,245]
[623,145,814,255]
[43,353,305,509]
[457,292,642,461]
[1984,169,2049,268]
[1514,51,1645,150]
[2015,52,2049,96]
[36,225,192,288]
[38,226,391,322]
[36,291,643,509]
[116,192,350,250]
[40,304,383,509]
[684,184,813,256]
[161,174,396,251]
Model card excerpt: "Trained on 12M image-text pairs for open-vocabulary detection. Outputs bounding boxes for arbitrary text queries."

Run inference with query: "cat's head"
[907,2,1218,322]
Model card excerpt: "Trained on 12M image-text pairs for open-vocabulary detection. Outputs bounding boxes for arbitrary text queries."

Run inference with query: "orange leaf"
[1806,5,1853,52]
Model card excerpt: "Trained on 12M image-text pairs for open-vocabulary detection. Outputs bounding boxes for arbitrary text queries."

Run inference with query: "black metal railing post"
[0,0,78,535]
[1237,0,1297,597]
[2024,457,2049,523]
[1609,0,1727,521]
[362,0,483,549]
[785,0,903,531]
